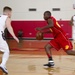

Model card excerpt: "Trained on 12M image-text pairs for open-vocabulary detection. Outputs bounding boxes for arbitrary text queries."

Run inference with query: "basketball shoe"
[0,65,8,74]
[43,60,54,68]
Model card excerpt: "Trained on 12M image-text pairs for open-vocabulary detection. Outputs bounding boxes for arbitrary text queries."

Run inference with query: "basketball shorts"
[0,31,9,52]
[49,33,73,51]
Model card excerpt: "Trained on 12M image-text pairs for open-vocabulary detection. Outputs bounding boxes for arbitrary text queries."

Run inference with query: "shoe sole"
[0,66,8,74]
[43,65,54,68]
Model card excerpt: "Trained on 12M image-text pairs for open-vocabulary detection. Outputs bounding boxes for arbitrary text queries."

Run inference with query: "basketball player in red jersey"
[36,11,75,68]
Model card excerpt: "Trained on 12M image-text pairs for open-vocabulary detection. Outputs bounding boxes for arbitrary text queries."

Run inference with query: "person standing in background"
[18,29,23,48]
[70,15,75,49]
[18,29,23,40]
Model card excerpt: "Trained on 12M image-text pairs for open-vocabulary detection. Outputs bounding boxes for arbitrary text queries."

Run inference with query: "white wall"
[0,0,75,20]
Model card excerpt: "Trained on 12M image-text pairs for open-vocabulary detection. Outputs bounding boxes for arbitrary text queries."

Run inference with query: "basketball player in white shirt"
[0,6,19,74]
[70,15,75,49]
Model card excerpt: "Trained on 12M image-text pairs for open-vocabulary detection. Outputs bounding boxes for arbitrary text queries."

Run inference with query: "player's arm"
[41,30,52,34]
[36,19,53,31]
[5,17,19,43]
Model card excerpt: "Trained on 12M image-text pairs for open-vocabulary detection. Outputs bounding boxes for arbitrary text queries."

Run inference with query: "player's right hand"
[14,36,19,43]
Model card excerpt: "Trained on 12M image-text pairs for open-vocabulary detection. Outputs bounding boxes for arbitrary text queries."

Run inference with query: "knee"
[45,44,48,49]
[4,49,10,54]
[44,44,51,51]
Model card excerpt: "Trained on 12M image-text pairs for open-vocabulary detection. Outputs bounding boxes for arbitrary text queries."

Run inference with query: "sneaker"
[43,61,54,68]
[0,65,8,74]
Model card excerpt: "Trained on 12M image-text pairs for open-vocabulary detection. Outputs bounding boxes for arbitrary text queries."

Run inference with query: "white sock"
[1,51,9,67]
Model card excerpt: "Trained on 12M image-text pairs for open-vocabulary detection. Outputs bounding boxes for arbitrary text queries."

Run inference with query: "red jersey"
[47,16,66,38]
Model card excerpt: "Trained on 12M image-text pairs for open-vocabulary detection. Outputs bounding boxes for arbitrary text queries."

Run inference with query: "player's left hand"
[36,27,42,31]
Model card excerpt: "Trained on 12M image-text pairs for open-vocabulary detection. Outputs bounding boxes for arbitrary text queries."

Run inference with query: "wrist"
[13,36,16,39]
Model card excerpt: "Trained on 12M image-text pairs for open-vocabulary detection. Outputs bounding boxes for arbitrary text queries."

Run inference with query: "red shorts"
[49,33,73,51]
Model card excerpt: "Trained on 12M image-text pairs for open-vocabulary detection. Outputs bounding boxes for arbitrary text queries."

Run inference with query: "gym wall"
[0,0,74,39]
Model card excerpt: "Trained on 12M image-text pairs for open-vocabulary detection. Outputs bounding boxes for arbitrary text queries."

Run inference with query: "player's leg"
[1,50,9,67]
[61,41,75,55]
[43,43,54,68]
[72,40,75,50]
[0,44,9,74]
[66,50,75,55]
[61,35,75,55]
[0,51,9,74]
[45,44,53,61]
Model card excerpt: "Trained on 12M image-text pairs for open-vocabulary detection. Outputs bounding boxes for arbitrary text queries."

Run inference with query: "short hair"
[3,6,12,12]
[44,11,51,16]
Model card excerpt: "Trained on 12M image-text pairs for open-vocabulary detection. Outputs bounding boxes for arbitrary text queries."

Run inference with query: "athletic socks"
[49,57,53,61]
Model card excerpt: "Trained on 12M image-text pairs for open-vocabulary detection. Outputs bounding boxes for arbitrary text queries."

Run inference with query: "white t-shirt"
[0,15,9,52]
[0,15,8,32]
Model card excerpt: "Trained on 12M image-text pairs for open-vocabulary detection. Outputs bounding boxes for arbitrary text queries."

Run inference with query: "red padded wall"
[8,20,72,39]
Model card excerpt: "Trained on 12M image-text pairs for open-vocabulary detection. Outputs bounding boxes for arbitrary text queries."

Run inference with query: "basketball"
[36,31,43,40]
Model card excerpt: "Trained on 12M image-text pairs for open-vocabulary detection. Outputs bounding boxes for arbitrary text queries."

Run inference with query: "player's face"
[44,13,50,20]
[4,10,12,18]
[7,10,12,18]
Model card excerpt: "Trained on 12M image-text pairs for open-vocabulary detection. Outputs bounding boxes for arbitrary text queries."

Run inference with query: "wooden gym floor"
[0,40,75,75]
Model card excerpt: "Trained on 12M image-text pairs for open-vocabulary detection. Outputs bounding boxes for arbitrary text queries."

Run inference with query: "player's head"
[44,11,51,20]
[3,6,12,18]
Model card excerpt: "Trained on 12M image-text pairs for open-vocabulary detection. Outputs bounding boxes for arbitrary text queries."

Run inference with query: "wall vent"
[52,8,60,11]
[29,8,37,11]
